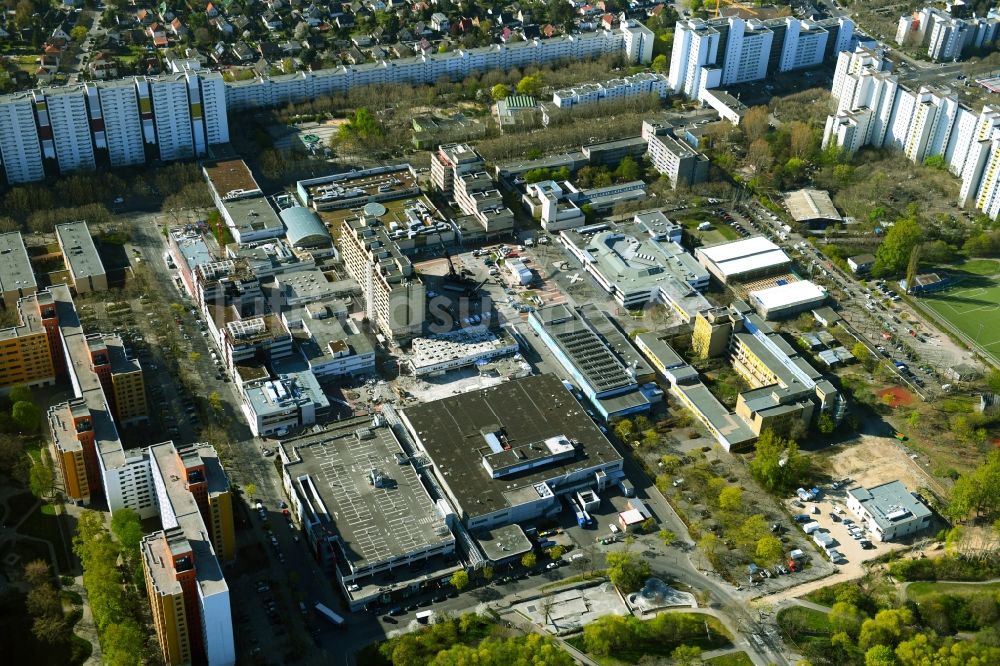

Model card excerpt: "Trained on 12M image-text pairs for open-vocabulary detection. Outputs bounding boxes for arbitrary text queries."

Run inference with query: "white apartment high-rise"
[722,18,773,86]
[669,16,853,101]
[149,76,195,162]
[897,6,1000,62]
[41,87,97,173]
[779,18,830,72]
[667,19,721,98]
[825,45,1000,220]
[0,25,656,185]
[95,80,146,167]
[0,93,44,184]
[198,72,229,146]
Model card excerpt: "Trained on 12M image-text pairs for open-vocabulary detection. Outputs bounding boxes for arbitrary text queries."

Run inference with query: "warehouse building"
[748,280,827,319]
[783,189,843,228]
[400,374,624,530]
[695,237,792,284]
[528,304,656,420]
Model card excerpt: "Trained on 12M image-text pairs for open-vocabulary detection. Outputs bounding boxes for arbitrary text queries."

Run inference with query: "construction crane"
[715,0,759,18]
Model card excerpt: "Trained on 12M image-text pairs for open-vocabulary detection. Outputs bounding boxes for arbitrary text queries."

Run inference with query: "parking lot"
[784,485,908,580]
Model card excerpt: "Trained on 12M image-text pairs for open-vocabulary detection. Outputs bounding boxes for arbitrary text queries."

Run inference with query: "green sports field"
[919,259,1000,365]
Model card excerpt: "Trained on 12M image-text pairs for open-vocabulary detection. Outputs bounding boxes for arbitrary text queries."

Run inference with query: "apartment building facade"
[824,46,1000,219]
[227,22,654,112]
[0,70,228,185]
[669,16,854,100]
[143,441,235,666]
[339,214,425,343]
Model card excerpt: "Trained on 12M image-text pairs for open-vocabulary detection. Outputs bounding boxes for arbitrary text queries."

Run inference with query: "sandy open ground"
[813,434,942,496]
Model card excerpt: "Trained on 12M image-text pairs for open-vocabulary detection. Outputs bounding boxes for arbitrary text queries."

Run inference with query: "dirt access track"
[812,433,945,497]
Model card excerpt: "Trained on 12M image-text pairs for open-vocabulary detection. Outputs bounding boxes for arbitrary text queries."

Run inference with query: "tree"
[946,449,1000,521]
[14,0,34,30]
[9,384,32,404]
[111,508,144,566]
[450,570,469,591]
[614,155,640,182]
[864,644,896,666]
[188,351,201,364]
[755,535,783,565]
[748,138,774,173]
[905,244,922,292]
[852,343,873,370]
[490,83,511,101]
[789,121,816,160]
[660,454,681,474]
[70,25,88,42]
[671,645,703,665]
[245,482,257,499]
[605,551,651,592]
[658,529,677,546]
[582,615,632,656]
[858,608,914,651]
[817,412,835,435]
[718,486,743,511]
[829,602,867,637]
[209,391,223,415]
[29,459,54,499]
[640,429,659,449]
[743,106,770,143]
[874,215,922,277]
[338,108,382,143]
[521,552,537,569]
[964,231,1000,257]
[101,620,146,666]
[613,419,634,442]
[640,517,657,533]
[12,400,41,433]
[516,74,543,97]
[482,565,494,581]
[749,429,809,494]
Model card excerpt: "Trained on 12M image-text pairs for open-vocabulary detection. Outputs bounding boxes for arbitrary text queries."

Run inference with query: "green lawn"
[777,607,831,634]
[706,652,754,666]
[907,581,1000,603]
[919,271,1000,366]
[954,258,1000,276]
[567,614,732,666]
[17,504,72,573]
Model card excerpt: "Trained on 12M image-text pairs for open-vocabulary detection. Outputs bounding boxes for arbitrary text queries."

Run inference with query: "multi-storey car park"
[279,418,459,611]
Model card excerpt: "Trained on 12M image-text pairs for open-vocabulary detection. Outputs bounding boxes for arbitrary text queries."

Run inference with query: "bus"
[314,602,345,627]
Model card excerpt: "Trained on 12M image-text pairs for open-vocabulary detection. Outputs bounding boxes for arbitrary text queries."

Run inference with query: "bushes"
[889,556,1000,582]
[364,614,568,666]
[579,612,731,661]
